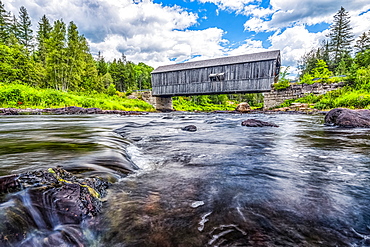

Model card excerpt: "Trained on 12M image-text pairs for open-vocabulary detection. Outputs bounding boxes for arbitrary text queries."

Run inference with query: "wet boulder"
[325,108,370,128]
[241,119,279,127]
[0,167,109,246]
[236,102,251,113]
[182,125,197,132]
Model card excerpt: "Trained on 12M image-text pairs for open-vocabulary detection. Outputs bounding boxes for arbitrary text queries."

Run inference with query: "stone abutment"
[263,82,345,110]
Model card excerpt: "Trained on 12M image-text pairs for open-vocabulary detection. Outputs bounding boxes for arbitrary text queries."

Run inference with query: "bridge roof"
[152,50,280,74]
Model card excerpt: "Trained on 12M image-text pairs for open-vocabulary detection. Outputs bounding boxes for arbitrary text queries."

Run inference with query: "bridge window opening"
[209,73,225,82]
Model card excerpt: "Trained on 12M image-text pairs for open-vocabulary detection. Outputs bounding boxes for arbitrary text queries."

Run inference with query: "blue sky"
[4,0,370,77]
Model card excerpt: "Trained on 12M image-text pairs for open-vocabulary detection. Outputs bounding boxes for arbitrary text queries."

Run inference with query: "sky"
[4,0,370,78]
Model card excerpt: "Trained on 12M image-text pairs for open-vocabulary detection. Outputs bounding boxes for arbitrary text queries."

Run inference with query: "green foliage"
[106,83,117,96]
[0,83,155,111]
[173,95,237,112]
[299,60,337,84]
[300,73,314,84]
[311,60,332,80]
[273,66,290,90]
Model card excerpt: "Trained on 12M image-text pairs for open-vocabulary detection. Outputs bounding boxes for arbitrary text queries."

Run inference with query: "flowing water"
[0,113,370,246]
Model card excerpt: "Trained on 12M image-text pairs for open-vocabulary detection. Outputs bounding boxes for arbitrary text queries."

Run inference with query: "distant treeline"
[0,1,153,94]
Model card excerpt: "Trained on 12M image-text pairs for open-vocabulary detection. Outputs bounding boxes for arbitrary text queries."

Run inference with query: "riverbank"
[0,106,148,115]
[0,83,155,112]
[1,105,329,115]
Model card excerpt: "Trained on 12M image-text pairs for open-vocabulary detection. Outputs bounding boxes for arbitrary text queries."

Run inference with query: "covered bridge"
[151,50,281,97]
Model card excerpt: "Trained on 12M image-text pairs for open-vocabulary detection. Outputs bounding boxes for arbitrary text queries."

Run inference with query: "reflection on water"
[1,113,370,246]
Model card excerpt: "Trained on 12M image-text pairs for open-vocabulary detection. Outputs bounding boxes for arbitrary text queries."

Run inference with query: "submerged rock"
[325,108,370,128]
[241,119,279,127]
[182,125,197,132]
[0,167,109,246]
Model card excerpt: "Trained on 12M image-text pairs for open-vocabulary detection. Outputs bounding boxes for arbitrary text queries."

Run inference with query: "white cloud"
[194,0,256,12]
[350,9,370,38]
[268,25,328,70]
[90,27,227,68]
[226,39,265,56]
[242,0,370,33]
[5,0,231,68]
[244,17,277,32]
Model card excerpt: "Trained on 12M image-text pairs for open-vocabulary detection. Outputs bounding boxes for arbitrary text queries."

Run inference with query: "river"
[0,113,370,246]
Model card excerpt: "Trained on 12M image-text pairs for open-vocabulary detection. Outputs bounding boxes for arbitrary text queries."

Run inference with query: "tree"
[327,7,354,68]
[0,0,11,43]
[9,15,19,39]
[17,6,33,50]
[136,62,153,89]
[46,19,67,90]
[311,59,332,80]
[36,15,52,65]
[355,31,370,54]
[298,41,330,76]
[96,51,108,76]
[65,21,83,90]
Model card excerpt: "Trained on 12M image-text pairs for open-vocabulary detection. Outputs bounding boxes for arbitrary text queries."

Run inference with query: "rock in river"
[182,125,197,132]
[0,167,109,246]
[325,108,370,128]
[241,119,279,127]
[235,102,251,113]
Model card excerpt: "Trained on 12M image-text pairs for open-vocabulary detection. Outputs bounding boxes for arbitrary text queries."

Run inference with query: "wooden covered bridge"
[151,50,281,110]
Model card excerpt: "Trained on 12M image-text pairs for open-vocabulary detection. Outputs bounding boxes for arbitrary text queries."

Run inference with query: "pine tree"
[96,51,108,76]
[355,31,370,54]
[327,7,354,67]
[0,0,11,43]
[66,21,82,90]
[36,15,52,65]
[18,6,33,49]
[46,19,67,90]
[9,15,19,38]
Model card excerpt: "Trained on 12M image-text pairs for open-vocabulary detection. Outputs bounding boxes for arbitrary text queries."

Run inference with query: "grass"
[0,83,155,112]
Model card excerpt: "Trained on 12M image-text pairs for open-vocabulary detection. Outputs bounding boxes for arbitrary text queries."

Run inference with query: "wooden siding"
[151,51,280,96]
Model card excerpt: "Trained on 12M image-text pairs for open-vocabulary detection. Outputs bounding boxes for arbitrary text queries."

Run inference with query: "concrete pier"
[155,96,173,111]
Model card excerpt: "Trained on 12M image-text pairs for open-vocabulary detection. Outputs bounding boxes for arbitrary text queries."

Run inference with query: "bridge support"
[155,96,173,111]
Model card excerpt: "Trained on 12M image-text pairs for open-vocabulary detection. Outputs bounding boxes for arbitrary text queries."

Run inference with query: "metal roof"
[152,50,280,74]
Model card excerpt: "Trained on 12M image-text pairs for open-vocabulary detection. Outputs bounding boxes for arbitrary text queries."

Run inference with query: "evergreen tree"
[46,19,67,90]
[36,15,52,65]
[17,6,33,49]
[96,51,108,76]
[9,15,19,39]
[66,21,82,90]
[355,31,370,54]
[0,1,11,43]
[327,7,354,67]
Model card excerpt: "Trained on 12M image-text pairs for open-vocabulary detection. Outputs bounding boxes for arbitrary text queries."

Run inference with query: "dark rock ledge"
[0,167,109,246]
